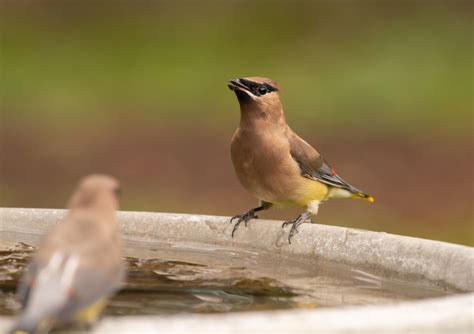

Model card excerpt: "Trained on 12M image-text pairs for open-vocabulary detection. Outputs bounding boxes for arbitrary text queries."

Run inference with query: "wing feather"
[288,129,368,196]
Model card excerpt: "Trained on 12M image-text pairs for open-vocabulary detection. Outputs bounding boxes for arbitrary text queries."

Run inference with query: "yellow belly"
[274,177,329,208]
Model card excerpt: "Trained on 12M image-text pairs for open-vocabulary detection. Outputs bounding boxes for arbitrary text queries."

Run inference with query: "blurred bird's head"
[68,174,121,211]
[228,77,282,111]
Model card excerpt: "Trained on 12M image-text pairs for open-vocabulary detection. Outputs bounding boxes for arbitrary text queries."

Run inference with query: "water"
[0,240,461,316]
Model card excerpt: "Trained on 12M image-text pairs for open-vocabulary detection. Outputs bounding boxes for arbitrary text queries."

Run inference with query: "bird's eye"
[257,85,268,95]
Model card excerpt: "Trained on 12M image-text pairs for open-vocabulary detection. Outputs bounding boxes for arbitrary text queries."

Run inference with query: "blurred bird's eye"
[114,186,122,196]
[257,85,268,95]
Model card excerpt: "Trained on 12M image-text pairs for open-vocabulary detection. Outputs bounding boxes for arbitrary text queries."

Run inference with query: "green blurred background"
[1,0,472,245]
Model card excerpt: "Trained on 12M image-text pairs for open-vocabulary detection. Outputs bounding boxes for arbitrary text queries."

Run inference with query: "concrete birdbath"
[0,208,473,333]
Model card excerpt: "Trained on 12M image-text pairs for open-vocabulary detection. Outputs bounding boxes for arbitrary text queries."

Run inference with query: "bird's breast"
[231,130,307,203]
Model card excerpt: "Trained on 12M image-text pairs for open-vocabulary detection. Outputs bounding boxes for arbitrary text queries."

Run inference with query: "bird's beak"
[228,78,256,102]
[228,78,252,93]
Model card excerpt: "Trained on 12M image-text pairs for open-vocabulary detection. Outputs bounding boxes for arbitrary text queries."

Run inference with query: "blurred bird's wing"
[58,261,125,321]
[16,214,125,326]
[14,252,80,330]
[16,261,40,307]
[17,251,124,327]
[288,129,366,195]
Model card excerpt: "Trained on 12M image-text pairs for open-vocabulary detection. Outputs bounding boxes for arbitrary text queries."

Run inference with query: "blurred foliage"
[1,0,472,135]
[0,1,473,245]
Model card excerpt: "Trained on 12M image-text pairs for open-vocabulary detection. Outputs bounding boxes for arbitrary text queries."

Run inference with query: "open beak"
[228,78,251,92]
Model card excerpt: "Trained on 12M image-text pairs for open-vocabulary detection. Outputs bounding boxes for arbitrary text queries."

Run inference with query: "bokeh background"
[1,0,472,245]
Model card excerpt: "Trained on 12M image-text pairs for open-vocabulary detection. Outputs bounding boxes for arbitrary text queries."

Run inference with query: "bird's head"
[228,77,281,109]
[68,174,121,210]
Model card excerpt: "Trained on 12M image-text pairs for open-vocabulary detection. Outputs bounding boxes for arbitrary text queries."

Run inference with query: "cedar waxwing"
[11,174,125,334]
[228,77,374,243]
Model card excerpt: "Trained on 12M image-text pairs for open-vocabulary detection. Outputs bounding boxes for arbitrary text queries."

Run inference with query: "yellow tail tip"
[352,193,375,202]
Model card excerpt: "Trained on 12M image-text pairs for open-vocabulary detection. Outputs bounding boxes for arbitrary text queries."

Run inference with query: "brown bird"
[228,77,374,243]
[11,174,125,334]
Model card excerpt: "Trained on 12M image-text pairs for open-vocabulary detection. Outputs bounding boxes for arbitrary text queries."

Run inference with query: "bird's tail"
[10,331,32,334]
[351,191,375,203]
[9,322,38,334]
[9,311,42,334]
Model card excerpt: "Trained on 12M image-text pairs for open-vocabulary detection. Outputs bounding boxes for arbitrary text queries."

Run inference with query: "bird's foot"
[281,212,311,244]
[230,209,259,237]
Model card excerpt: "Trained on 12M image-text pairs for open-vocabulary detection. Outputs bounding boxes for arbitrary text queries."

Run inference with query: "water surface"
[0,240,460,316]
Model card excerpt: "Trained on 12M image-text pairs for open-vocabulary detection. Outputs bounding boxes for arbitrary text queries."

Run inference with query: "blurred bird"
[11,174,125,334]
[228,77,374,243]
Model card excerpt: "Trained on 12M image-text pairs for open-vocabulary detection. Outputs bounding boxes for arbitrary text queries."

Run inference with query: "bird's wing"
[288,129,366,195]
[58,259,125,321]
[17,215,125,325]
[16,261,40,307]
[18,251,124,325]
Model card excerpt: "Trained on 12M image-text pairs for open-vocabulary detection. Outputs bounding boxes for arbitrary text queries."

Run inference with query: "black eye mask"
[239,79,278,97]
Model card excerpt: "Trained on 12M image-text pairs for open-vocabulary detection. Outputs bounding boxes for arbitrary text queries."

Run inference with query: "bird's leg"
[230,208,260,237]
[230,201,272,237]
[282,201,320,244]
[282,211,312,244]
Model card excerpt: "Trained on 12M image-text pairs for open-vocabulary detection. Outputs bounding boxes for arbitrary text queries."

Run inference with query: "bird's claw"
[281,213,311,244]
[281,220,292,228]
[230,209,258,237]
